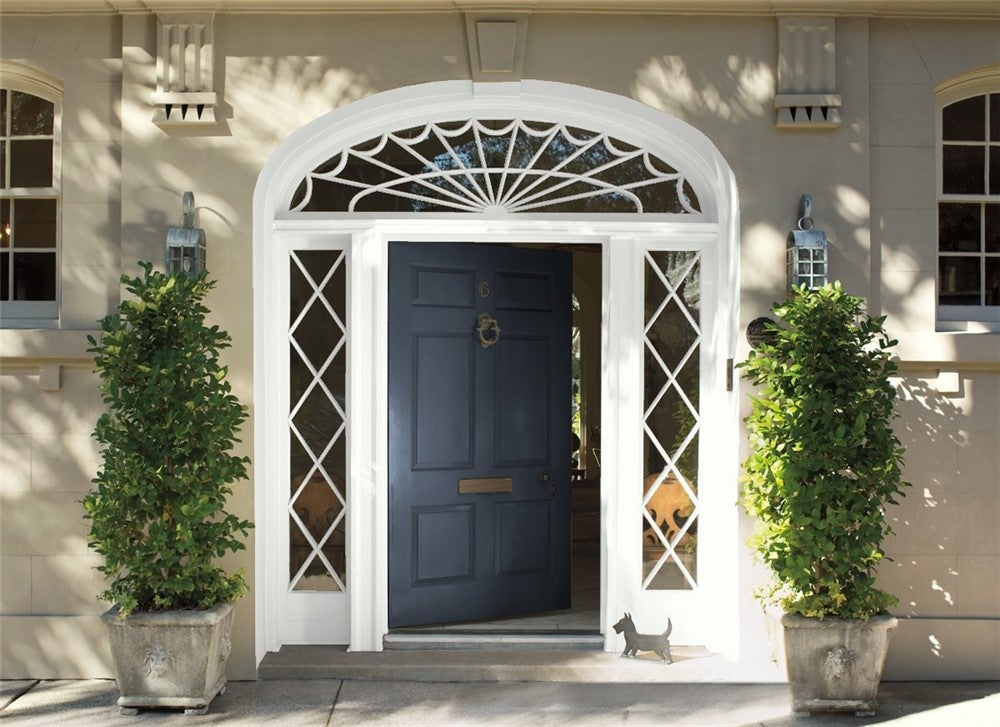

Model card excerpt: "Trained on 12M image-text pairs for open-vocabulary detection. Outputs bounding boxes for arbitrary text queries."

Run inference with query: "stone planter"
[782,613,898,716]
[102,602,234,715]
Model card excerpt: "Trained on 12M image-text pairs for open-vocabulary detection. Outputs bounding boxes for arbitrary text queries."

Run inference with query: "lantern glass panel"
[787,244,827,290]
[167,241,205,276]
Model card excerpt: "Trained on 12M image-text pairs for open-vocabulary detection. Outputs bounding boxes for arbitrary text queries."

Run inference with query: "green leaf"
[739,281,909,619]
[82,262,253,617]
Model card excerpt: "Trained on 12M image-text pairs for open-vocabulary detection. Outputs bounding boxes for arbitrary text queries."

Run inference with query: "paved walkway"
[1,679,998,726]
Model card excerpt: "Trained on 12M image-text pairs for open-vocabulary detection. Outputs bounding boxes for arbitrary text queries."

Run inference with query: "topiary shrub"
[740,282,908,620]
[83,263,253,618]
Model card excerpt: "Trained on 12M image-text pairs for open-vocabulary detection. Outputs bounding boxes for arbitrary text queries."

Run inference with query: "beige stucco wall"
[0,15,122,679]
[0,10,997,680]
[868,19,1000,679]
[882,370,1000,679]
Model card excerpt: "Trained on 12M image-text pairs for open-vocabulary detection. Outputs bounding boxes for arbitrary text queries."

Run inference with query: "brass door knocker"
[476,312,501,348]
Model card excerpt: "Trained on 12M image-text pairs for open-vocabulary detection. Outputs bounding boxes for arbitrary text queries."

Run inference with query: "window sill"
[936,306,1000,333]
[0,327,99,362]
[1,318,59,330]
[935,321,1000,334]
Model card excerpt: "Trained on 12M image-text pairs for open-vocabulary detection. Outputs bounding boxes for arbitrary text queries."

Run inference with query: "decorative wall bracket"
[774,17,841,128]
[152,13,218,126]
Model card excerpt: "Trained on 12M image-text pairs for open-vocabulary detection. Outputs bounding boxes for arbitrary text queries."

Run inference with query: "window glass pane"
[0,89,6,136]
[10,140,53,187]
[939,203,981,252]
[986,204,1000,253]
[0,199,9,248]
[1,143,6,188]
[991,147,1000,195]
[12,199,57,248]
[12,251,55,301]
[643,250,700,591]
[939,256,981,305]
[943,95,985,141]
[10,92,53,136]
[294,119,700,214]
[986,258,1000,306]
[991,94,1000,141]
[942,145,985,194]
[289,250,347,591]
[0,252,8,300]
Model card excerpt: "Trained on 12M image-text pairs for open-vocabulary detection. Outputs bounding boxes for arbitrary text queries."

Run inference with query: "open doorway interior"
[398,242,603,634]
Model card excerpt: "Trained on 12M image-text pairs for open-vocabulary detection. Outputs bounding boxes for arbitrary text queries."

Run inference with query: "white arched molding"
[935,63,1000,107]
[0,61,63,99]
[264,82,729,224]
[253,80,741,664]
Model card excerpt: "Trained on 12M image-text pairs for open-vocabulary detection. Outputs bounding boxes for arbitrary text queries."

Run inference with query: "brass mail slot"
[458,477,512,494]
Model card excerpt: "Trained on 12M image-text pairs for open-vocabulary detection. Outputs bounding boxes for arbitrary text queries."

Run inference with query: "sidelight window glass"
[288,249,348,591]
[642,250,701,590]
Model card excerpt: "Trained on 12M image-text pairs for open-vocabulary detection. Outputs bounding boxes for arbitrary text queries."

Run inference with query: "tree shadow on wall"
[878,373,996,679]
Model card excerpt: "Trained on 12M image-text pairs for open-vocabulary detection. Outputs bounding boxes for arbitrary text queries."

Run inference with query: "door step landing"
[257,645,785,683]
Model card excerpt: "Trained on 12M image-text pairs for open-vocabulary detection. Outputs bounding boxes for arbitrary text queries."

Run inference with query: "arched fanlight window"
[290,119,701,214]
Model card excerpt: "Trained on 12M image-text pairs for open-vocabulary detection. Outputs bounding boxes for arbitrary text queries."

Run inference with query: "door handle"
[476,312,501,348]
[539,472,556,496]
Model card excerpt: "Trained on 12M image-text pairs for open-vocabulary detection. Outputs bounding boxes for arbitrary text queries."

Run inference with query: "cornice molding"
[2,0,999,18]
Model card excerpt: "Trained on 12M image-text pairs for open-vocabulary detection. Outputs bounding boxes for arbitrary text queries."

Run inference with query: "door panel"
[413,334,474,468]
[412,266,475,308]
[412,505,474,584]
[495,500,551,576]
[495,336,549,466]
[496,271,553,310]
[388,241,571,628]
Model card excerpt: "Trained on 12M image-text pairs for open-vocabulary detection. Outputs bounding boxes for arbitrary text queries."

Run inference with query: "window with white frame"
[0,71,61,324]
[290,119,701,215]
[938,83,999,326]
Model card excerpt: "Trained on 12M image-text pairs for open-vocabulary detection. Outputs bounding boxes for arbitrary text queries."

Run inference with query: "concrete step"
[257,645,786,683]
[383,631,605,651]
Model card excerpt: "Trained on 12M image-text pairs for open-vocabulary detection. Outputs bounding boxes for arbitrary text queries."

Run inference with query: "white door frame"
[253,81,741,665]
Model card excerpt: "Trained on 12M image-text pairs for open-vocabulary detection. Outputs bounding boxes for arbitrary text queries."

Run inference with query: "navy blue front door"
[388,241,572,628]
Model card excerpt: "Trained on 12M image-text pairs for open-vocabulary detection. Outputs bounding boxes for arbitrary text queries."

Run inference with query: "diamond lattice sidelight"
[288,250,348,591]
[642,250,701,591]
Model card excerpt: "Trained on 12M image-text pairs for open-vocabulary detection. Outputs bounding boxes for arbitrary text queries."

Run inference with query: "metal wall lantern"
[786,194,827,291]
[166,191,206,276]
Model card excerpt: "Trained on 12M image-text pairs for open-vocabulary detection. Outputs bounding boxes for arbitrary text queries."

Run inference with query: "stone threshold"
[383,631,605,651]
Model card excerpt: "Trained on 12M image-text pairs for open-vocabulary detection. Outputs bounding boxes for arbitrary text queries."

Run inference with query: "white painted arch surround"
[253,80,741,666]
